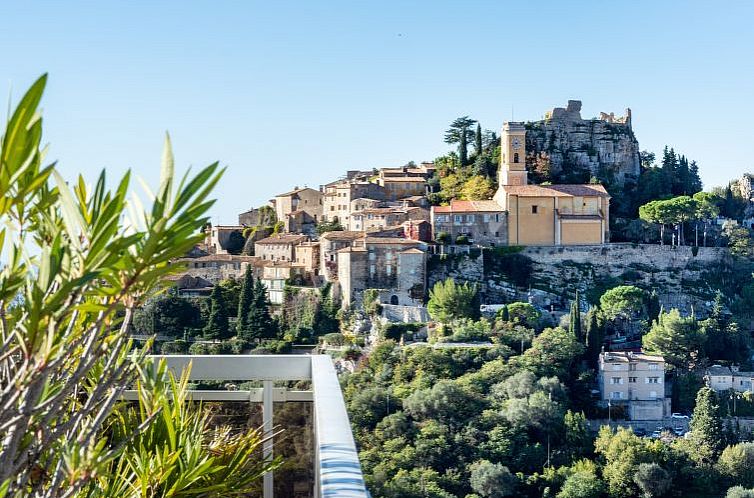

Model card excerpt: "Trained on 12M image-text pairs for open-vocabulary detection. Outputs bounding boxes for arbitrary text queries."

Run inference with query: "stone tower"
[499,122,527,186]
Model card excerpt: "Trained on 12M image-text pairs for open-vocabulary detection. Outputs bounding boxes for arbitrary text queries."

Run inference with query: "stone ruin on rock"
[528,100,641,187]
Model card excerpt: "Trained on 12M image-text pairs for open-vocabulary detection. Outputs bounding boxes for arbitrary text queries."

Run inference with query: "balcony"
[124,355,368,498]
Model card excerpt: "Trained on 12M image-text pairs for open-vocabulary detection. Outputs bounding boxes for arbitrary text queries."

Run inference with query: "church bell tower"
[499,122,527,186]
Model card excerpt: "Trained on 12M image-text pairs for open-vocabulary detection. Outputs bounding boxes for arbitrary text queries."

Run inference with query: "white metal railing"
[123,354,368,498]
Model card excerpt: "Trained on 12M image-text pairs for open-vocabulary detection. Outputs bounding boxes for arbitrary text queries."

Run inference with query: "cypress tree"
[475,122,483,156]
[584,306,602,367]
[203,285,230,340]
[569,291,582,341]
[689,386,725,465]
[500,304,510,322]
[236,264,254,337]
[247,279,275,341]
[647,290,661,325]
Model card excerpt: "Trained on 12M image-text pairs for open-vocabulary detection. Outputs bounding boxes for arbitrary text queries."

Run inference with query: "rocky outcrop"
[525,100,641,187]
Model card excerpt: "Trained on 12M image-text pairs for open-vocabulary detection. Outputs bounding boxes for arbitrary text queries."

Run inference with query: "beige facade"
[599,351,669,420]
[260,263,306,304]
[378,177,427,200]
[294,241,320,273]
[322,181,384,225]
[491,120,611,246]
[254,234,308,263]
[349,206,429,232]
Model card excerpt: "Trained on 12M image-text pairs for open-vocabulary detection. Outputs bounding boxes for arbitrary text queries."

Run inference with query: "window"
[629,377,637,383]
[454,215,462,223]
[531,205,538,214]
[610,377,623,385]
[386,265,392,276]
[648,363,659,370]
[646,377,660,384]
[611,392,622,400]
[467,215,475,223]
[483,214,489,222]
[494,232,499,237]
[629,363,637,371]
[369,264,375,275]
[513,152,519,163]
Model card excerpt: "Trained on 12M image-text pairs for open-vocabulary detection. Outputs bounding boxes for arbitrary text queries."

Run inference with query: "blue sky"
[2,1,753,223]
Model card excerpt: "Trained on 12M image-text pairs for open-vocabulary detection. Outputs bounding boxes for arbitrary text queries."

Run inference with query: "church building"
[431,121,610,247]
[491,122,610,245]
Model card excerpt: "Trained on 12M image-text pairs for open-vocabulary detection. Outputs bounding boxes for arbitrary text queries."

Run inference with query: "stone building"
[493,121,611,246]
[598,351,670,420]
[378,176,427,201]
[403,220,432,242]
[273,187,323,227]
[319,231,366,281]
[349,206,429,232]
[254,234,308,263]
[431,200,507,246]
[337,237,427,308]
[205,224,245,254]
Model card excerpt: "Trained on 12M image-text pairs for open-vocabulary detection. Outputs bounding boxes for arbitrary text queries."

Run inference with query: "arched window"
[390,295,399,305]
[513,153,520,163]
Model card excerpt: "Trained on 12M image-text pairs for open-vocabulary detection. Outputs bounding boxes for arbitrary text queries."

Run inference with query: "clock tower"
[499,121,527,186]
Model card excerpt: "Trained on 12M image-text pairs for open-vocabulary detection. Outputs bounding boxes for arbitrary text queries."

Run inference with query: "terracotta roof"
[503,184,610,198]
[320,231,365,241]
[432,200,504,213]
[255,234,308,245]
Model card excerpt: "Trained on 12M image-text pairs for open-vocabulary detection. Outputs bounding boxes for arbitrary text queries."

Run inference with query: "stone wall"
[428,243,732,315]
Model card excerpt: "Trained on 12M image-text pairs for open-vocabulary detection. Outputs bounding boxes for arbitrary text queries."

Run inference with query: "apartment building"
[322,180,384,225]
[598,351,670,420]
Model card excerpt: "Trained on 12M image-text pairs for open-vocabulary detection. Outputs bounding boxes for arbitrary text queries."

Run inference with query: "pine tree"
[246,279,275,341]
[570,291,582,341]
[689,386,725,465]
[475,122,483,157]
[203,285,230,340]
[314,282,340,335]
[236,264,254,337]
[500,304,510,322]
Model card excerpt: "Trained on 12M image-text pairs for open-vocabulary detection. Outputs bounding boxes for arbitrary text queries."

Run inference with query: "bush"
[383,322,423,341]
[455,234,470,245]
[161,340,189,354]
[228,337,251,354]
[188,343,209,355]
[321,333,347,347]
[206,341,232,354]
[251,340,292,355]
[436,231,450,245]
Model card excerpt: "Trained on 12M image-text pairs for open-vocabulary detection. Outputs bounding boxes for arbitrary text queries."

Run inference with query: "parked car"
[671,413,689,420]
[650,430,663,439]
[634,427,647,437]
[673,427,686,436]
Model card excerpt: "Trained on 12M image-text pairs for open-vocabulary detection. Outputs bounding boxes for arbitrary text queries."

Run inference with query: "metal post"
[263,380,274,498]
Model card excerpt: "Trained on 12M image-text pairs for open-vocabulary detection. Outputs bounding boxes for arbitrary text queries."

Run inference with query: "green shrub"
[455,234,470,245]
[383,322,423,341]
[188,343,209,355]
[436,231,450,245]
[206,342,232,354]
[321,332,347,346]
[228,337,251,354]
[160,340,189,354]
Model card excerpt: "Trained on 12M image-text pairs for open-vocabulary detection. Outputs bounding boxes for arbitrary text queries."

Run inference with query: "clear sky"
[2,1,753,223]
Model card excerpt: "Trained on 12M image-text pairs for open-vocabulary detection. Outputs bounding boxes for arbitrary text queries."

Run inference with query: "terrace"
[124,355,368,498]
